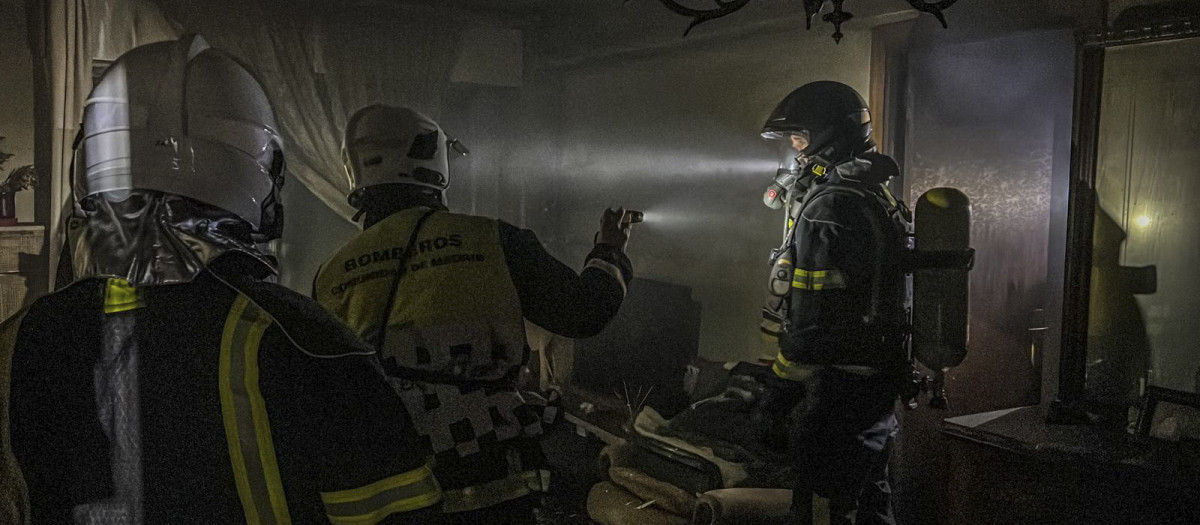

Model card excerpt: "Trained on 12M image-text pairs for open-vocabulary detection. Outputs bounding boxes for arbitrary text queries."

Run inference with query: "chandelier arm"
[904,0,959,28]
[802,0,828,30]
[638,0,959,38]
[644,0,754,35]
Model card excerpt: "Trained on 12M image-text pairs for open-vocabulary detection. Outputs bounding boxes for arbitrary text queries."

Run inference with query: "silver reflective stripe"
[584,258,626,296]
[74,310,143,525]
[441,469,550,514]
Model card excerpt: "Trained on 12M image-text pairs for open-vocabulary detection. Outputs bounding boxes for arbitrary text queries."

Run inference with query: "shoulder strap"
[375,208,439,345]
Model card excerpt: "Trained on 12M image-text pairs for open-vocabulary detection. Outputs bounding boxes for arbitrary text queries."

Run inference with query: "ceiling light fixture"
[633,0,959,42]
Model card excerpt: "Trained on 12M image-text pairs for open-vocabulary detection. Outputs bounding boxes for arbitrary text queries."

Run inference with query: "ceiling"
[396,0,917,65]
[403,0,916,31]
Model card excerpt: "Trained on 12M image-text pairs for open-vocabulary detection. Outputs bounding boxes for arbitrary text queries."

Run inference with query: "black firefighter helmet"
[762,81,874,167]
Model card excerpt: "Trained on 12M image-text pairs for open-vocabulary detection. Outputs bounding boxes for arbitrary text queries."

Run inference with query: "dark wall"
[0,0,36,224]
[0,0,47,321]
[892,23,1076,525]
[573,278,703,416]
[904,28,1076,415]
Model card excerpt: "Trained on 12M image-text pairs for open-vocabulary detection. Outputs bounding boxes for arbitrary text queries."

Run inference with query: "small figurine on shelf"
[0,136,37,226]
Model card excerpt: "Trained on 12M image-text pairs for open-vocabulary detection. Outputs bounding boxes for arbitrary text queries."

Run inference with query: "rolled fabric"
[599,443,640,473]
[587,481,690,525]
[608,466,696,517]
[692,488,794,525]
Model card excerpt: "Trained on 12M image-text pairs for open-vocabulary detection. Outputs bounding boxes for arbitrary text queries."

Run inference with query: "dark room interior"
[2,0,1199,523]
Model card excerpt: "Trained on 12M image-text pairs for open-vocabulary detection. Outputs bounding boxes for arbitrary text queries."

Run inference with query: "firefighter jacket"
[1,254,441,524]
[313,205,631,512]
[771,172,910,378]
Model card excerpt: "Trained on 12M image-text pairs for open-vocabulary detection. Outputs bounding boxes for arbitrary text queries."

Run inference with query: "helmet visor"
[761,129,810,142]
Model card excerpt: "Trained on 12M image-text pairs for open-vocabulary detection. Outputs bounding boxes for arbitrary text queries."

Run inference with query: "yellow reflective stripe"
[322,461,442,524]
[321,460,436,504]
[219,298,252,522]
[775,351,796,368]
[245,305,289,521]
[793,268,810,290]
[103,278,144,314]
[220,295,291,524]
[772,351,813,381]
[326,493,442,525]
[792,268,846,290]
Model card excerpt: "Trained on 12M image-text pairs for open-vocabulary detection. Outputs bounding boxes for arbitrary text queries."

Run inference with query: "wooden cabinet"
[0,224,46,320]
[943,406,1200,524]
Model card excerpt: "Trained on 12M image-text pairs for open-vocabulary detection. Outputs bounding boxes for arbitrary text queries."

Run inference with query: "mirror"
[1086,35,1200,404]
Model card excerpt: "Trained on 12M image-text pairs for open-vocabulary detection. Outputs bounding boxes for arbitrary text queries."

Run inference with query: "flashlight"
[446,137,470,156]
[624,210,644,224]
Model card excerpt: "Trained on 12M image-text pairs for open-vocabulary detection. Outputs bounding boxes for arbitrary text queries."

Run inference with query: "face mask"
[763,168,799,210]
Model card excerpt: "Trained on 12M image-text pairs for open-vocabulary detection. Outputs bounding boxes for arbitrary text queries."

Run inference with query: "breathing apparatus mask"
[761,128,813,210]
[763,164,823,211]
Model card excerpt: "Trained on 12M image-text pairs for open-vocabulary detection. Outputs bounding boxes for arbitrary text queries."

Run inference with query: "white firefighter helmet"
[342,105,458,209]
[74,34,285,237]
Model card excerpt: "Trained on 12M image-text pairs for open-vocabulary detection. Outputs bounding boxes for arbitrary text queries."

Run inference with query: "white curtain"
[87,0,179,61]
[26,0,90,290]
[151,0,472,221]
[31,0,507,280]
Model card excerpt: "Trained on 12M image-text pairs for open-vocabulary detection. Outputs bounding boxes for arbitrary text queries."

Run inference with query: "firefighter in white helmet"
[314,105,633,523]
[1,36,441,524]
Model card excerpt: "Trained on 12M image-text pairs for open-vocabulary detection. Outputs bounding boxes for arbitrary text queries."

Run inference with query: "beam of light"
[628,208,718,232]
[1134,215,1151,228]
[559,148,780,182]
[640,211,664,223]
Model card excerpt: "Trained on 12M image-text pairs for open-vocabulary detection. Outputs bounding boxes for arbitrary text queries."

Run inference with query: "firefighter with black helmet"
[1,36,442,523]
[758,81,910,525]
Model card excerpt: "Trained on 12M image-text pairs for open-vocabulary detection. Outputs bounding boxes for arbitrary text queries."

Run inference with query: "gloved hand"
[596,207,632,252]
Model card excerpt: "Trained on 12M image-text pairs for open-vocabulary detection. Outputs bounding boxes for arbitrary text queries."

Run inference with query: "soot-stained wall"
[891,21,1077,525]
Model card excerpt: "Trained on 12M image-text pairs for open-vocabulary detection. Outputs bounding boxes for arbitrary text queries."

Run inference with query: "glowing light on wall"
[1134,215,1152,228]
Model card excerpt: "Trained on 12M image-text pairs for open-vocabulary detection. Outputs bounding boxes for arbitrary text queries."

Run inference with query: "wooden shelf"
[0,225,45,232]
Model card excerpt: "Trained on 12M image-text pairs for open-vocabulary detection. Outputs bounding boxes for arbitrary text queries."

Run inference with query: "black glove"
[595,207,632,252]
